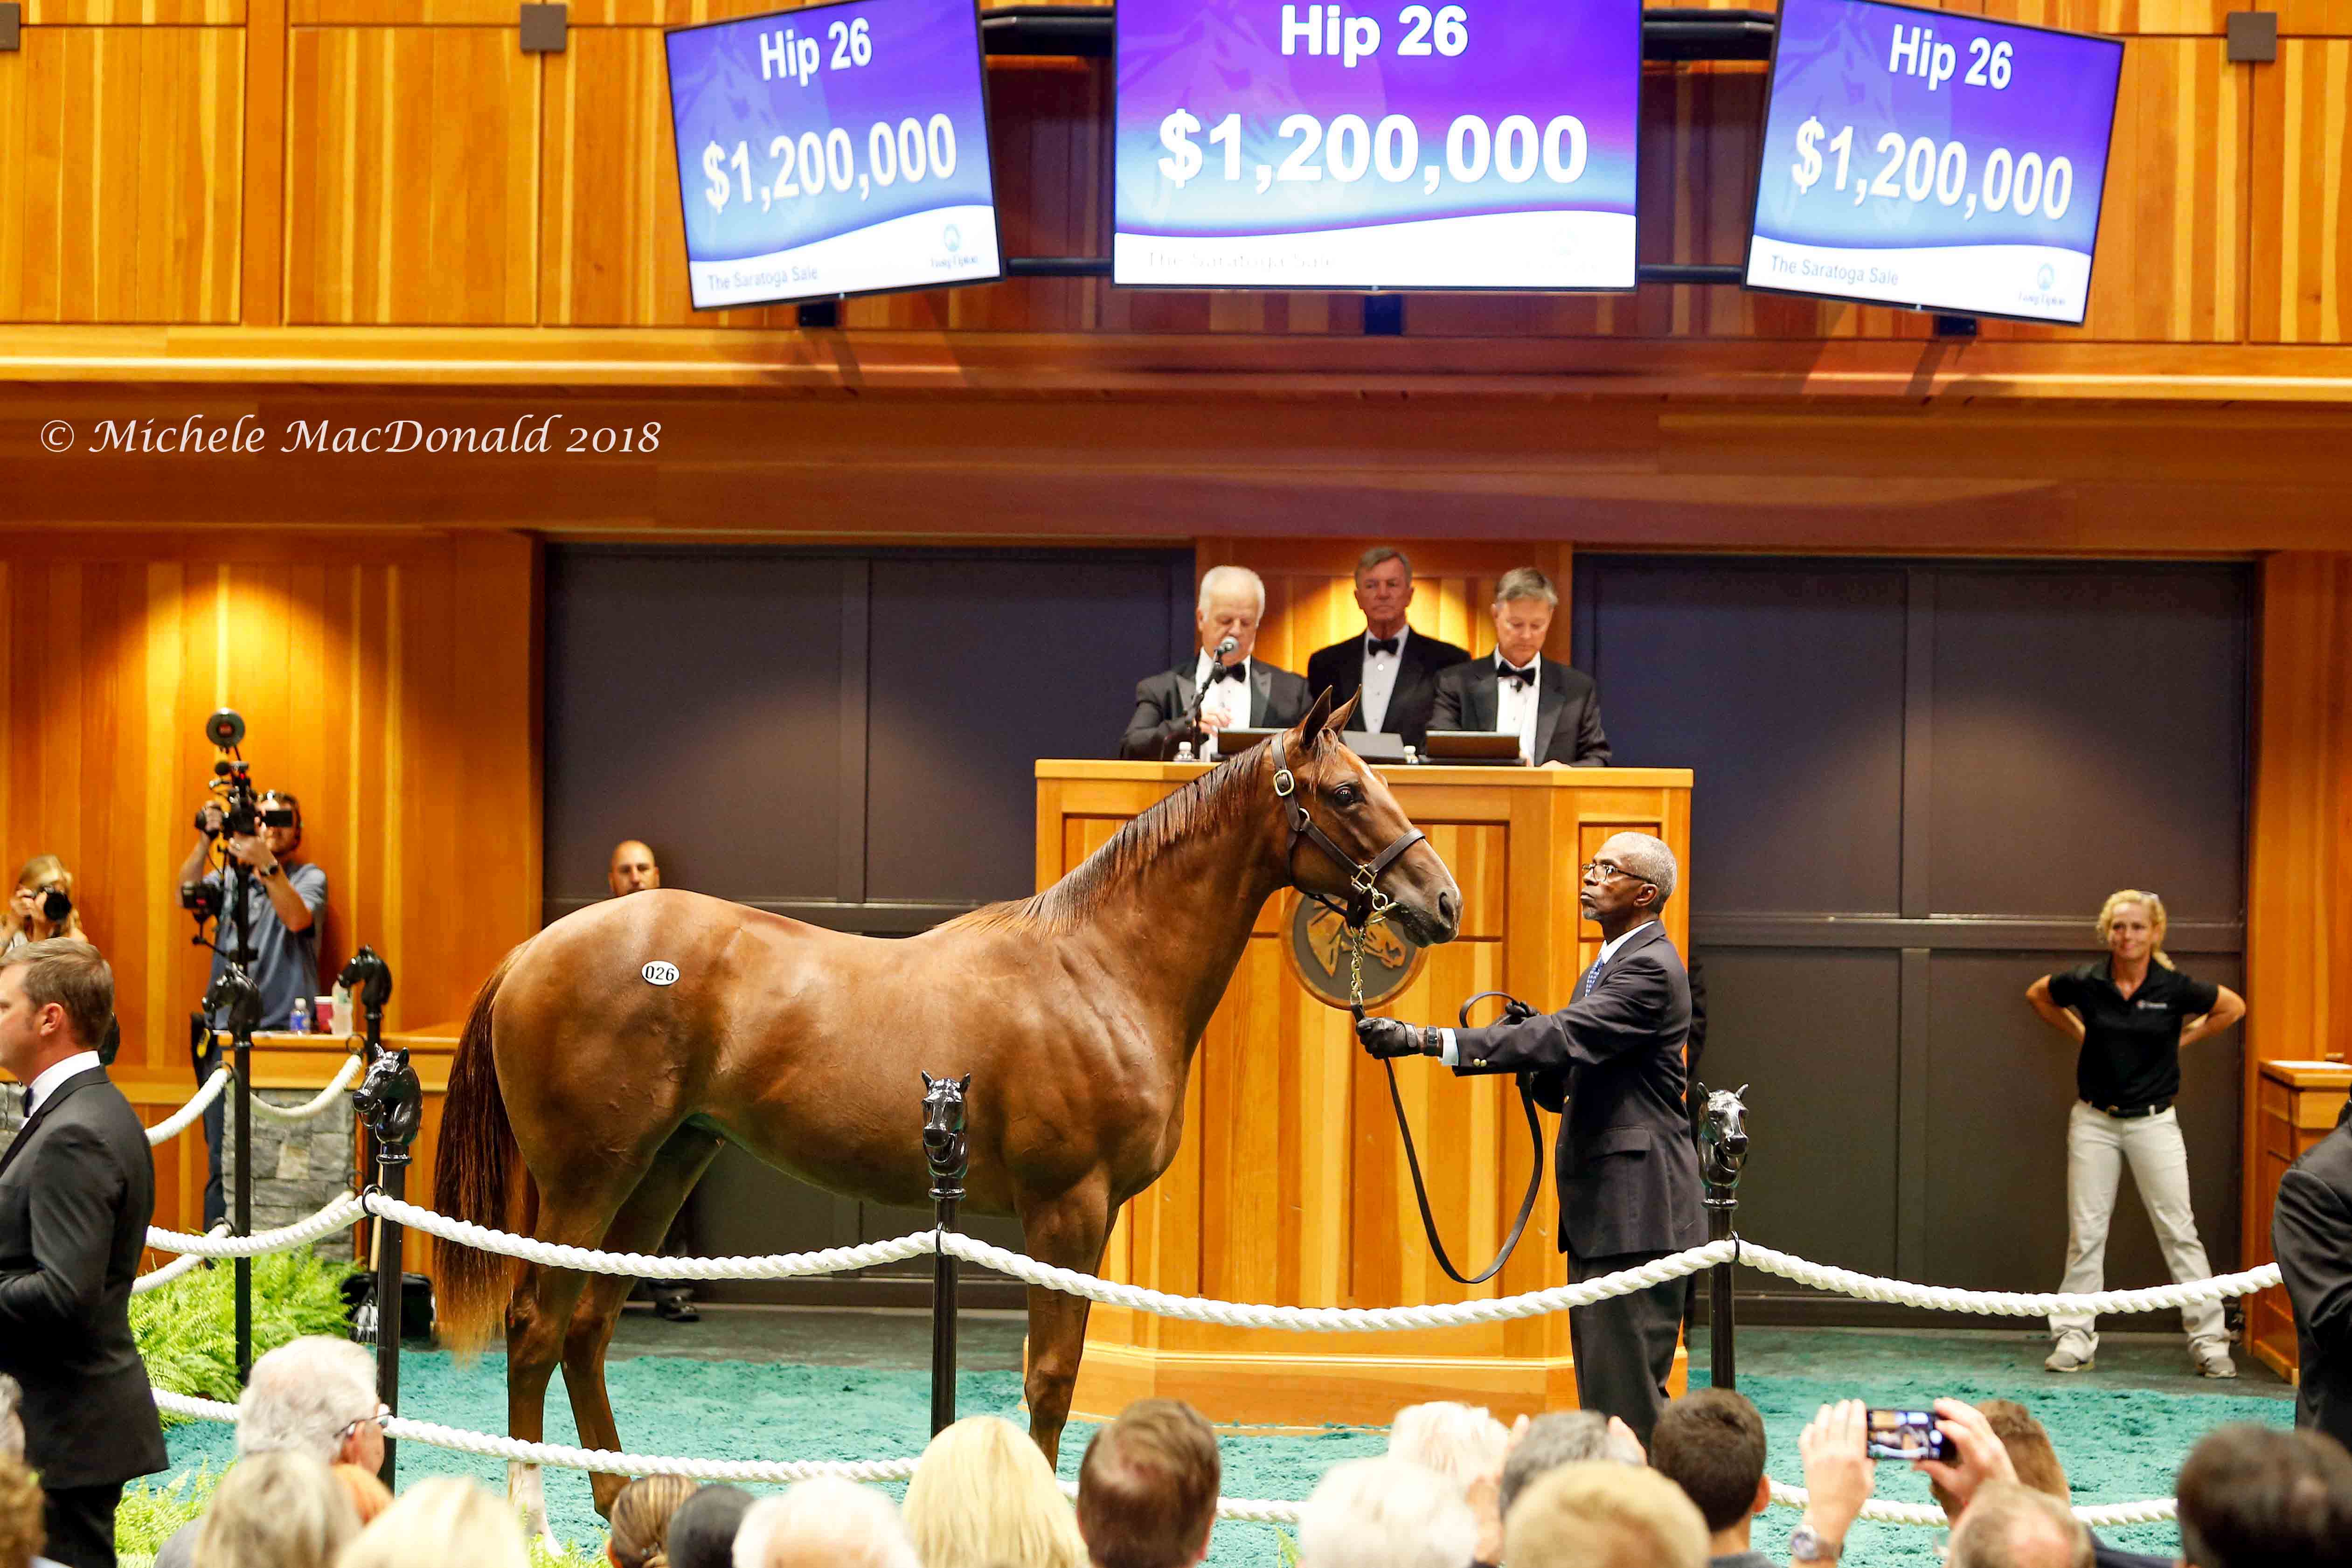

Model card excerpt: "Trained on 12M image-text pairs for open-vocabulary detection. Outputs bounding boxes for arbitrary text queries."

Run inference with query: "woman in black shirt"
[2026,889,2246,1378]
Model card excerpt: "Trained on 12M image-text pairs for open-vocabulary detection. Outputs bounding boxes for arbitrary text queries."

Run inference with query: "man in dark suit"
[0,939,167,1568]
[2273,1099,2352,1455]
[1358,832,1700,1443]
[1303,548,1471,751]
[1428,567,1610,767]
[1122,565,1311,761]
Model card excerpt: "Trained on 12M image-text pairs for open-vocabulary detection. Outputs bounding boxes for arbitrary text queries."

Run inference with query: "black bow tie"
[1498,661,1536,688]
[1367,637,1400,658]
[1209,660,1249,684]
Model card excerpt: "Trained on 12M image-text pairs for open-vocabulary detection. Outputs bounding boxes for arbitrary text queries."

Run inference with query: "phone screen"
[1863,1408,1954,1463]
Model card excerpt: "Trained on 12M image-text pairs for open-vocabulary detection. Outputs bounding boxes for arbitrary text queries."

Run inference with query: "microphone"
[1180,637,1244,755]
[1212,635,1239,662]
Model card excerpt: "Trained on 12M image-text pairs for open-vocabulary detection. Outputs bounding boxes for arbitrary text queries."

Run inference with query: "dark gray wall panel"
[865,555,1197,905]
[1581,560,1908,917]
[1926,568,2249,922]
[1924,950,2244,1292]
[1691,947,1903,1277]
[545,551,846,909]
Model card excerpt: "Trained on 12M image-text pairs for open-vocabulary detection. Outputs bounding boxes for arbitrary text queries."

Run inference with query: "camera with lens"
[179,879,224,922]
[36,883,70,923]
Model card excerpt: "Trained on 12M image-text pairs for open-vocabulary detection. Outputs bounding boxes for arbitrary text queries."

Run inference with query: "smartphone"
[1864,1408,1955,1463]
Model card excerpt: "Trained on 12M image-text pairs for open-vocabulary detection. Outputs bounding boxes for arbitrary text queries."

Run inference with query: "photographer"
[1,857,86,955]
[171,789,327,1229]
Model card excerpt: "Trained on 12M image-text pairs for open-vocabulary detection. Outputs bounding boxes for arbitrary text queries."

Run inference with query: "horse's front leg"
[1016,1177,1114,1468]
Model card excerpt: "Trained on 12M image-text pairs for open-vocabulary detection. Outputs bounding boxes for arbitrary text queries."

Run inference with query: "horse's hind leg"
[561,1124,724,1518]
[1018,1177,1114,1467]
[506,1178,642,1544]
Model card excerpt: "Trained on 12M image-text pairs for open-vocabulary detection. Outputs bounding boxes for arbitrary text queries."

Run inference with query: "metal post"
[1696,1083,1751,1392]
[234,1022,252,1383]
[344,947,411,1487]
[921,1072,971,1436]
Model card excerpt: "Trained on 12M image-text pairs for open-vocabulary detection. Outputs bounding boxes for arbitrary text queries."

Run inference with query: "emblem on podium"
[1281,891,1427,1011]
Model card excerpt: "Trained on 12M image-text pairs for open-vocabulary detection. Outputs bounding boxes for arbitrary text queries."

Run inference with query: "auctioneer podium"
[1036,759,1694,1426]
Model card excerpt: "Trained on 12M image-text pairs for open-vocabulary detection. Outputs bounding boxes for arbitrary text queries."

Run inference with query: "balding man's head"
[1946,1482,2091,1568]
[609,841,661,898]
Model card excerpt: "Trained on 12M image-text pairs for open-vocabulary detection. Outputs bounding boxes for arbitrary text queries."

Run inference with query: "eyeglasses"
[1581,860,1655,886]
[340,1402,392,1439]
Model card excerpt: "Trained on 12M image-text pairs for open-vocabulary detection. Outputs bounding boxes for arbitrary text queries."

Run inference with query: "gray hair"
[1947,1482,2091,1568]
[1492,568,1557,609]
[237,1336,379,1462]
[1599,832,1678,907]
[192,1451,357,1568]
[1356,547,1413,582]
[0,1374,20,1460]
[1196,565,1266,618]
[1387,1402,1510,1500]
[1298,1457,1478,1568]
[1498,1412,1642,1519]
[733,1478,922,1568]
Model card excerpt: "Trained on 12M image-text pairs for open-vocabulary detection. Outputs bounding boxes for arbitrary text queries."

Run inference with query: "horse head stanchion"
[920,1071,972,1438]
[340,946,411,1488]
[354,1048,423,1162]
[1695,1082,1751,1391]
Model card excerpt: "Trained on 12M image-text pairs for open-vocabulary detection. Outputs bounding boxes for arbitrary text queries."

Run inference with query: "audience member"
[328,1467,391,1532]
[902,1415,1087,1568]
[731,1478,920,1568]
[0,1454,60,1568]
[1075,1399,1220,1568]
[191,1452,358,1568]
[1783,1401,1878,1568]
[1503,1461,1709,1568]
[1296,1457,1476,1568]
[1945,1481,2091,1568]
[604,1475,696,1568]
[1648,1390,1773,1568]
[2174,1423,2352,1568]
[2,858,86,955]
[1498,1412,1644,1523]
[1925,1400,2166,1568]
[1388,1401,1512,1499]
[156,1338,387,1568]
[664,1485,754,1568]
[2272,1099,2352,1453]
[336,1478,527,1568]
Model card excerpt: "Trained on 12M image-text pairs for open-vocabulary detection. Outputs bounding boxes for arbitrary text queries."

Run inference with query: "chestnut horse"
[431,693,1459,1530]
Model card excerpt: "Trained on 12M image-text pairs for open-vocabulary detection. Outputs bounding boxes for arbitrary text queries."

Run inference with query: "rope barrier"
[361,1193,938,1279]
[249,1054,364,1121]
[145,1070,232,1146]
[133,1226,230,1293]
[146,1192,367,1257]
[1736,1243,2280,1318]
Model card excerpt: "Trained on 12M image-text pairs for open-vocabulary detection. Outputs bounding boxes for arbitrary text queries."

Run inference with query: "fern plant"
[132,1245,363,1416]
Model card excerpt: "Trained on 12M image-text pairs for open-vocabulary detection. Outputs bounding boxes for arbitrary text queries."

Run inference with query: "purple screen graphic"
[1114,0,1642,290]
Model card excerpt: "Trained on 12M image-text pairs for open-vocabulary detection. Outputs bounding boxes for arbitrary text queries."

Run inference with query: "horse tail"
[432,941,531,1355]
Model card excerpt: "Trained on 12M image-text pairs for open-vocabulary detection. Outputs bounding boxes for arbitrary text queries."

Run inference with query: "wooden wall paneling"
[2275,1,2352,35]
[244,0,287,324]
[2250,38,2352,344]
[2242,551,2352,1256]
[284,28,541,324]
[0,28,243,323]
[1976,0,2229,32]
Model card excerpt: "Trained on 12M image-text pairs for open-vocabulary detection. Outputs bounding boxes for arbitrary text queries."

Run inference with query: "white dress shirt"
[1438,921,1660,1065]
[25,1048,102,1117]
[1494,655,1541,763]
[1359,626,1409,733]
[1193,651,1253,759]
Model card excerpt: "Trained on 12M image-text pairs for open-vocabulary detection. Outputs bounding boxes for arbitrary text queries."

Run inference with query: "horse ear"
[1298,685,1335,741]
[956,1073,971,1093]
[1736,1083,1749,1099]
[922,1071,936,1090]
[1322,691,1361,740]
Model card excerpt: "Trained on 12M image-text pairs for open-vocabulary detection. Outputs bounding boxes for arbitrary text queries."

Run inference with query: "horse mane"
[949,742,1278,935]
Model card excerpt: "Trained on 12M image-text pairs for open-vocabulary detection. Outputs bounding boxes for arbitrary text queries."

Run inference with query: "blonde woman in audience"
[192,1452,360,1568]
[1387,1401,1512,1499]
[606,1475,698,1568]
[330,1465,393,1530]
[731,1478,919,1568]
[337,1477,528,1568]
[1,856,85,955]
[901,1415,1089,1568]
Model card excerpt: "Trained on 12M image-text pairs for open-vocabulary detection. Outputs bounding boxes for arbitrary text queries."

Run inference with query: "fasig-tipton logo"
[943,224,962,254]
[642,960,680,986]
[2037,263,2056,290]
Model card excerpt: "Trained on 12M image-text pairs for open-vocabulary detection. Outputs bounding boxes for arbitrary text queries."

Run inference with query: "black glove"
[1358,1016,1440,1060]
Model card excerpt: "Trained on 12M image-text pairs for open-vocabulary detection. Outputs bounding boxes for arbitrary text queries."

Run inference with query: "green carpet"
[158,1327,2294,1566]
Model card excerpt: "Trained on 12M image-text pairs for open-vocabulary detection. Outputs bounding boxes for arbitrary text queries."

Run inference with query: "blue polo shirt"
[202,862,328,1030]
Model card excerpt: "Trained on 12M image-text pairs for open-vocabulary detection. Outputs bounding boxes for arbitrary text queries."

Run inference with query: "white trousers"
[2049,1101,2227,1350]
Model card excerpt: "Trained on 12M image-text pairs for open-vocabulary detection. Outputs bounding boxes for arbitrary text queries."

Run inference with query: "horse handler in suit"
[1357,832,1701,1443]
[0,939,167,1568]
[1122,565,1311,761]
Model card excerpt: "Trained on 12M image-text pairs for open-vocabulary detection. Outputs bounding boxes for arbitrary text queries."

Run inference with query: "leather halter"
[1268,731,1426,931]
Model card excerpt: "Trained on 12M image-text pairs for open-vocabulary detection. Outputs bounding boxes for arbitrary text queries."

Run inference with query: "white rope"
[146,1069,232,1146]
[133,1226,230,1292]
[147,1192,367,1257]
[1767,1478,2177,1528]
[363,1193,939,1280]
[250,1054,364,1121]
[936,1233,1737,1330]
[1736,1242,2280,1317]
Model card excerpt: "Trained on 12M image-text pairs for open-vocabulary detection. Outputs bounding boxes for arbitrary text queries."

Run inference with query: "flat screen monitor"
[1744,0,2123,325]
[1113,0,1642,290]
[666,0,1002,310]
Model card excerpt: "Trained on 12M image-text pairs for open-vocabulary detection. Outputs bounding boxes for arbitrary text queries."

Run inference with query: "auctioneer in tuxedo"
[1356,833,1701,1444]
[1303,548,1471,750]
[1427,567,1609,767]
[1122,565,1312,761]
[0,940,168,1568]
